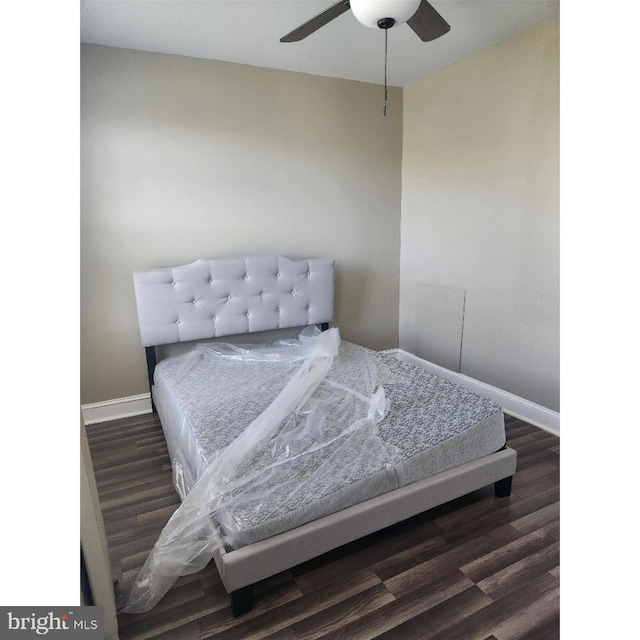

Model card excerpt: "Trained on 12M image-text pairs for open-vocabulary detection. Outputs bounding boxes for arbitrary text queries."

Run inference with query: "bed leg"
[145,346,157,413]
[494,475,513,498]
[230,584,254,617]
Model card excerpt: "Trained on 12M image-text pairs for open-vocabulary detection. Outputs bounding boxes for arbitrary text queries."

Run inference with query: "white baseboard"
[384,349,560,436]
[81,393,152,425]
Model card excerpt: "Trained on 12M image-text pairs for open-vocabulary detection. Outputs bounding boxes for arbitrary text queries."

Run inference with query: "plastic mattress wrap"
[124,327,403,613]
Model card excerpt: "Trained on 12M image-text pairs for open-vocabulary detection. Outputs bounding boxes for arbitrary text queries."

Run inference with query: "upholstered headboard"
[133,255,334,348]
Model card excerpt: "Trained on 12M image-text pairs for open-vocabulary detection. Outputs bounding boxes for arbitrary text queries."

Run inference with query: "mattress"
[153,339,505,549]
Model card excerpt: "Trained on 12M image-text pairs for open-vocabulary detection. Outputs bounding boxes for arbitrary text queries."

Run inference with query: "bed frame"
[133,255,517,616]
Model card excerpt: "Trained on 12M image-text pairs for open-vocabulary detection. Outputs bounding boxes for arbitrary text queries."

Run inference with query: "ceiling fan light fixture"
[350,0,422,29]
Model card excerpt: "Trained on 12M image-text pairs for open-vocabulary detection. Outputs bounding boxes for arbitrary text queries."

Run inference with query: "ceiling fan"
[280,0,450,116]
[280,0,450,43]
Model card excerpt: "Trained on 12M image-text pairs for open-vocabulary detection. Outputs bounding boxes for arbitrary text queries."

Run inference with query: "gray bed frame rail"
[132,255,516,616]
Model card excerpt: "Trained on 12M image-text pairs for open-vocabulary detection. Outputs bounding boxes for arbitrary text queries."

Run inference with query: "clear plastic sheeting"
[123,327,403,613]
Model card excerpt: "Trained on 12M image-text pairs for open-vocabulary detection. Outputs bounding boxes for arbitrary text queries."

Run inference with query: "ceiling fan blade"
[407,0,450,42]
[280,0,351,42]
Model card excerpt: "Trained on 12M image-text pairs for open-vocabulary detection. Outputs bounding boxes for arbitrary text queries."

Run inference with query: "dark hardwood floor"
[86,414,559,640]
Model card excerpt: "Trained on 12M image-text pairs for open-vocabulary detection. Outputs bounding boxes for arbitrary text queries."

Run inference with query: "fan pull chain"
[383,28,388,117]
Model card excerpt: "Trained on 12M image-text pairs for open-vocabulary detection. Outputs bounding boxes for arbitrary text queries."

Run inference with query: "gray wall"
[81,45,403,404]
[400,18,560,411]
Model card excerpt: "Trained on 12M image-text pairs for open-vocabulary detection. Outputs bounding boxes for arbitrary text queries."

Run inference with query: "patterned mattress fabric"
[153,338,505,550]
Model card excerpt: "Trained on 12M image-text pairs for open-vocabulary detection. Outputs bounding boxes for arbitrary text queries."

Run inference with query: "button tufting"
[171,281,176,286]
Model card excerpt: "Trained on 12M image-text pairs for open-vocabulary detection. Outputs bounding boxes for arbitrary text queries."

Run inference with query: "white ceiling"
[80,0,559,87]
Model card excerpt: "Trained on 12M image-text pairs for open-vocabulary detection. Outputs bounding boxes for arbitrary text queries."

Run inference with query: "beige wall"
[400,19,560,410]
[82,20,560,411]
[81,45,403,404]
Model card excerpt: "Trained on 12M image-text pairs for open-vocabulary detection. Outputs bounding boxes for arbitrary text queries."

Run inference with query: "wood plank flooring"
[86,414,559,640]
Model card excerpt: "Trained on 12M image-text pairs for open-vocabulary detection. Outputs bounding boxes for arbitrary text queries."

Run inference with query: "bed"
[128,255,517,616]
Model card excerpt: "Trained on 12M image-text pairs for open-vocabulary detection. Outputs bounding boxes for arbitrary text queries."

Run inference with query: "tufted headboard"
[133,255,334,348]
[133,256,334,405]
